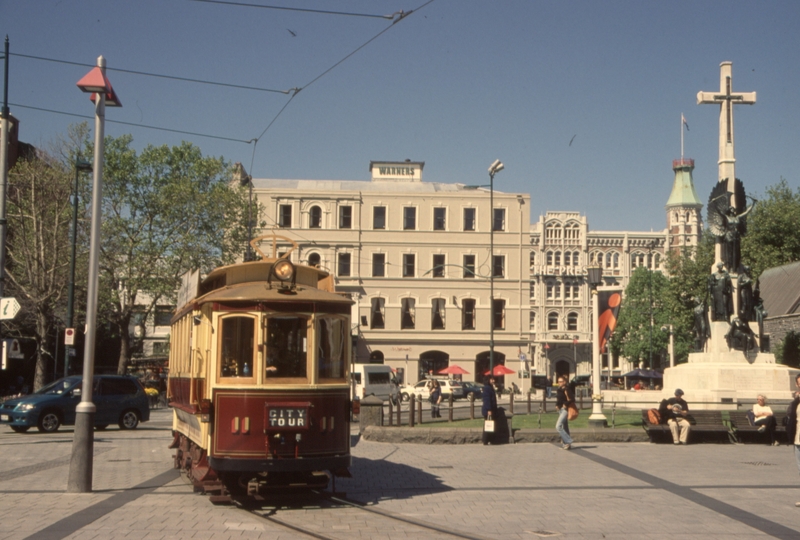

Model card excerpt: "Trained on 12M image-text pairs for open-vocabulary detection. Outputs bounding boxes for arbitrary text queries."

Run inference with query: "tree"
[741,179,800,278]
[662,235,716,363]
[775,331,800,368]
[99,136,251,375]
[609,266,671,369]
[5,150,84,389]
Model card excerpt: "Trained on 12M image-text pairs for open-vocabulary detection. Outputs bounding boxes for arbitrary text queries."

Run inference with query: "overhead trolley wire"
[187,0,401,20]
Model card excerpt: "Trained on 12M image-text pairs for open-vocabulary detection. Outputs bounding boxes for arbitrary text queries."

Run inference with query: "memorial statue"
[753,281,769,352]
[725,317,756,352]
[692,296,711,352]
[707,179,756,273]
[708,262,733,322]
[737,265,755,323]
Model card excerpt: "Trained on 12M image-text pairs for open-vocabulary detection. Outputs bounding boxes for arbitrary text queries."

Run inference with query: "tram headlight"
[272,259,294,282]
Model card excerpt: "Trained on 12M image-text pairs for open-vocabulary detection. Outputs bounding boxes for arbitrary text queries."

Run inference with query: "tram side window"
[265,316,308,378]
[220,316,255,378]
[317,316,346,380]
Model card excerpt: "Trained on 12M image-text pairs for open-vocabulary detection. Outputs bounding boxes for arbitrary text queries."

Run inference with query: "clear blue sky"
[3,0,798,231]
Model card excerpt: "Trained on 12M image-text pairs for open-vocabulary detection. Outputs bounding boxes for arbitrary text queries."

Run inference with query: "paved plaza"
[0,408,799,539]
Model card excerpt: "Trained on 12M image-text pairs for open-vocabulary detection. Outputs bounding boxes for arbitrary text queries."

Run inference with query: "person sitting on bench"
[753,394,778,446]
[666,389,691,445]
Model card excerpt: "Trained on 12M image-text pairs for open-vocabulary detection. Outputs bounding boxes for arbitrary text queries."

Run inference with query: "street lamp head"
[587,265,603,287]
[77,64,122,107]
[488,160,504,175]
[75,159,93,173]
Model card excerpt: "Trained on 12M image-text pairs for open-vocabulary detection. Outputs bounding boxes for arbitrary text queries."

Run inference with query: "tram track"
[236,489,492,540]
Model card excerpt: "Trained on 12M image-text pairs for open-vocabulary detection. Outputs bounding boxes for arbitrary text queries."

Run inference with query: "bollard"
[417,396,423,424]
[541,392,547,413]
[509,392,514,415]
[537,404,542,429]
[527,392,532,414]
[470,397,475,420]
[409,395,415,427]
[579,390,583,410]
[448,394,453,422]
[397,398,402,425]
[359,396,384,433]
[612,401,616,428]
[387,399,393,426]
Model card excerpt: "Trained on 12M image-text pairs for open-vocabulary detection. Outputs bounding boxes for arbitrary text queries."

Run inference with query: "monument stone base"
[662,323,800,409]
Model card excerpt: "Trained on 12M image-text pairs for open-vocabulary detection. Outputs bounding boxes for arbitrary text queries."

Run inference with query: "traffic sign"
[65,328,76,346]
[0,297,21,320]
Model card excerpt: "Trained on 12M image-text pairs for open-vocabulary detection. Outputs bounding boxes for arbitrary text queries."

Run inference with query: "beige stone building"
[241,157,702,388]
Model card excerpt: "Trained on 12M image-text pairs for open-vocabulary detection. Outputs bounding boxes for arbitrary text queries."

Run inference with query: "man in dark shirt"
[481,376,498,445]
[555,377,576,450]
[665,388,691,445]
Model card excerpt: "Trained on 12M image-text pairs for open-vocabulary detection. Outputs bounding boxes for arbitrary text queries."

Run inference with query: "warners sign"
[370,161,424,182]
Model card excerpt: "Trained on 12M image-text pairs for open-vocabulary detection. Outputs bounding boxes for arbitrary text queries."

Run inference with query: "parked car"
[0,375,150,433]
[400,378,464,402]
[461,381,484,401]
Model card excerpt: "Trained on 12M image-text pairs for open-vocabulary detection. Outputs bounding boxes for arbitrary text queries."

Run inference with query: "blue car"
[0,375,150,433]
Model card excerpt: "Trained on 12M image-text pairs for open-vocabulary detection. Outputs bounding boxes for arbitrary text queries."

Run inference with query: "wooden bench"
[728,410,788,444]
[641,409,734,444]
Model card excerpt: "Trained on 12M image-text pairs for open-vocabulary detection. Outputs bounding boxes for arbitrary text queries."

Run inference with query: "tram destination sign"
[265,403,310,431]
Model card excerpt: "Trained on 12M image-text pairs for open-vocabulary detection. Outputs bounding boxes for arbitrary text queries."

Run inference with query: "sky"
[2,0,799,231]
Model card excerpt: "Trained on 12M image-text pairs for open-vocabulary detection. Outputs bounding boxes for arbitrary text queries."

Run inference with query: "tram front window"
[317,316,346,380]
[220,316,255,378]
[265,316,308,378]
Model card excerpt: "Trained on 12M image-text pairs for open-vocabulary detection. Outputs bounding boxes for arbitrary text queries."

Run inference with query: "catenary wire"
[187,0,398,19]
[10,103,254,144]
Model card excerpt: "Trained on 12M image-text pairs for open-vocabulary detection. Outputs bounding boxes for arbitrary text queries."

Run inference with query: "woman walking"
[555,376,575,450]
[430,379,442,418]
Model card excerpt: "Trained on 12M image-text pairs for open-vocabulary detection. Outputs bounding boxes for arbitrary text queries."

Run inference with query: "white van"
[351,364,399,404]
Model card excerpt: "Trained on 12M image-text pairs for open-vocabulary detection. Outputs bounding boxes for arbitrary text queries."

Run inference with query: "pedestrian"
[666,389,691,445]
[753,394,778,446]
[545,377,553,399]
[786,373,800,507]
[555,376,575,450]
[430,379,442,419]
[481,376,498,445]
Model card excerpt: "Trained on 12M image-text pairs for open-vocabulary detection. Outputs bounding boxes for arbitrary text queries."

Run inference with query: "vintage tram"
[168,235,353,502]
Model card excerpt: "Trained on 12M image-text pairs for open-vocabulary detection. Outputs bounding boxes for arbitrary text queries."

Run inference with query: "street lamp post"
[64,158,92,377]
[587,265,607,427]
[662,324,674,367]
[488,159,503,373]
[68,56,121,493]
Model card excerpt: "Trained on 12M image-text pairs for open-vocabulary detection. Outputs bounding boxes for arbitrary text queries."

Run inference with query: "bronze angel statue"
[707,179,757,272]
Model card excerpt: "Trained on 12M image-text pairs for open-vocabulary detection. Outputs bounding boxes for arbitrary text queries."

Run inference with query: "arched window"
[547,312,559,330]
[613,252,619,268]
[308,252,321,268]
[546,251,553,265]
[573,251,580,266]
[567,312,578,331]
[309,206,322,228]
[554,251,561,266]
[564,251,571,266]
[605,252,612,269]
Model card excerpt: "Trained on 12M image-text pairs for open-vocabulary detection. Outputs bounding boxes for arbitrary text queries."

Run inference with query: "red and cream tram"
[168,235,353,502]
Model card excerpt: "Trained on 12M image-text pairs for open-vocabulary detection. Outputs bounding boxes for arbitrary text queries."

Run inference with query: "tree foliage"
[99,136,250,374]
[741,179,800,278]
[5,148,87,389]
[609,266,672,369]
[775,331,800,368]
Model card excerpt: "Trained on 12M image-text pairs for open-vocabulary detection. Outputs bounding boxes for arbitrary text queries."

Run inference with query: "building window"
[403,207,416,230]
[432,298,446,329]
[564,282,572,299]
[308,252,321,268]
[493,208,505,232]
[554,282,562,299]
[463,207,476,231]
[548,312,559,330]
[372,253,385,277]
[373,206,386,229]
[401,298,416,329]
[574,251,581,266]
[463,254,476,278]
[572,284,580,299]
[154,306,173,327]
[567,312,578,331]
[433,207,446,231]
[279,204,292,228]
[546,283,554,299]
[339,205,352,229]
[433,254,445,278]
[462,299,476,330]
[403,253,415,277]
[153,341,170,356]
[370,298,385,329]
[309,206,321,228]
[546,251,553,265]
[529,311,537,331]
[492,299,505,330]
[337,252,351,277]
[564,251,571,266]
[492,255,505,278]
[554,251,561,266]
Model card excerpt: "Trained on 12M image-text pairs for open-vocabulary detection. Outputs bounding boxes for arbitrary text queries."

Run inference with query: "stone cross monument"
[697,61,756,206]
